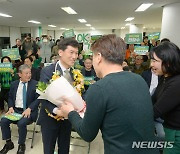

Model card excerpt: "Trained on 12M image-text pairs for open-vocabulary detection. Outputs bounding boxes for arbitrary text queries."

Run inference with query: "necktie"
[63,69,73,85]
[22,82,27,110]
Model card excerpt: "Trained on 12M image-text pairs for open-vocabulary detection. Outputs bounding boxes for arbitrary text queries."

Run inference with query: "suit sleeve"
[8,82,15,108]
[28,81,40,111]
[39,67,57,113]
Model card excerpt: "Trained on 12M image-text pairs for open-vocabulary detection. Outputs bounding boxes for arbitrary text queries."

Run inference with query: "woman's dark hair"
[91,34,126,65]
[161,38,170,43]
[1,56,11,63]
[143,36,148,40]
[151,41,180,76]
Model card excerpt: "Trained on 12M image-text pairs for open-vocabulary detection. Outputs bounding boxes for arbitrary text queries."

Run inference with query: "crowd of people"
[0,34,179,154]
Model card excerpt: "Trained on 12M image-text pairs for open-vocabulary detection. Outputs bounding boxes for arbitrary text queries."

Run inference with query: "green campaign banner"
[148,32,160,41]
[1,48,20,60]
[62,29,75,38]
[125,33,143,44]
[84,76,94,85]
[134,46,149,55]
[77,33,91,43]
[91,35,102,41]
[0,63,13,72]
[2,112,23,121]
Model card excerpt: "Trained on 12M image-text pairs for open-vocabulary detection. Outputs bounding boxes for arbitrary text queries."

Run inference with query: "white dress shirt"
[15,81,28,108]
[149,71,158,95]
[58,60,70,75]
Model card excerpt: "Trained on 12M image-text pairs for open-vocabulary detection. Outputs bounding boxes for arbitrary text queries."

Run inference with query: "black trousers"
[0,88,9,110]
[1,108,33,145]
[41,120,72,154]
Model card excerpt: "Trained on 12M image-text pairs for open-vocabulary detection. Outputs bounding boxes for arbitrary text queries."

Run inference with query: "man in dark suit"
[0,64,39,154]
[37,38,79,154]
[142,68,159,95]
[12,38,26,61]
[24,56,40,81]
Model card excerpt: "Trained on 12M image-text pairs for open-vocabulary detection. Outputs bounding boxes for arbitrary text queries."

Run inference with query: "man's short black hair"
[58,38,79,51]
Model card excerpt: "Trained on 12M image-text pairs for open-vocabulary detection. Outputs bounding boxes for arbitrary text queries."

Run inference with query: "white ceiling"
[0,0,179,30]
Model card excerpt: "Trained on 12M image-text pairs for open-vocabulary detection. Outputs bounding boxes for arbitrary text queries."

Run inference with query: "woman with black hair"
[151,41,180,154]
[0,56,17,114]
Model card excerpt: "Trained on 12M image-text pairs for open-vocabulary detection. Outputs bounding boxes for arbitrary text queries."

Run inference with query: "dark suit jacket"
[142,69,161,88]
[31,67,41,81]
[37,62,74,128]
[12,45,26,61]
[8,79,40,121]
[141,69,152,87]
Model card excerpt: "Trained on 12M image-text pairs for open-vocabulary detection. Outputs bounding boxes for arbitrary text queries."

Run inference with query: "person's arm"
[68,84,106,142]
[28,81,40,111]
[8,82,15,108]
[154,79,180,119]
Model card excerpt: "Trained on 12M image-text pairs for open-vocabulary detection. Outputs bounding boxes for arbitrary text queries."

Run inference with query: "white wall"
[31,27,39,38]
[10,27,21,46]
[20,27,31,34]
[120,29,129,39]
[161,3,180,47]
[0,26,9,37]
[0,26,21,47]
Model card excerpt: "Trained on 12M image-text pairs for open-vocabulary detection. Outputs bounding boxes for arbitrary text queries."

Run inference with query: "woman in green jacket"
[0,56,17,113]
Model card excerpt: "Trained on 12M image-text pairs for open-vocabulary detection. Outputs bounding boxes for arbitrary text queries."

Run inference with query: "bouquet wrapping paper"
[37,76,84,112]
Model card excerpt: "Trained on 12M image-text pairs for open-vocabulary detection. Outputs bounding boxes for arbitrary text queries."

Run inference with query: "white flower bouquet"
[36,76,85,112]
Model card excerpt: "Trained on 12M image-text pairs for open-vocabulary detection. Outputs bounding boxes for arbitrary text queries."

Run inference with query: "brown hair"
[91,34,126,65]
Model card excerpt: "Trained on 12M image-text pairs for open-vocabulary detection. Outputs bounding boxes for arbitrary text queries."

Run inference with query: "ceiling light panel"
[0,13,12,17]
[28,20,41,24]
[61,7,77,14]
[86,24,91,27]
[78,19,87,23]
[135,3,153,12]
[48,25,56,27]
[125,17,134,21]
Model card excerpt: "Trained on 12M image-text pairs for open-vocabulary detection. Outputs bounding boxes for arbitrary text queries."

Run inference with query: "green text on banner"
[77,33,91,43]
[0,63,13,72]
[148,32,161,41]
[2,48,20,60]
[62,29,75,38]
[125,33,143,44]
[134,46,149,55]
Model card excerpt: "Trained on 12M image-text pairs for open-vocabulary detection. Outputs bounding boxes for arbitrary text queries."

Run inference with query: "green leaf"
[36,81,48,92]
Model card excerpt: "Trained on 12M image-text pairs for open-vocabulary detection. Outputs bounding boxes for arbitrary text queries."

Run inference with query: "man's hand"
[60,98,75,119]
[56,109,63,117]
[22,108,31,118]
[6,107,14,115]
